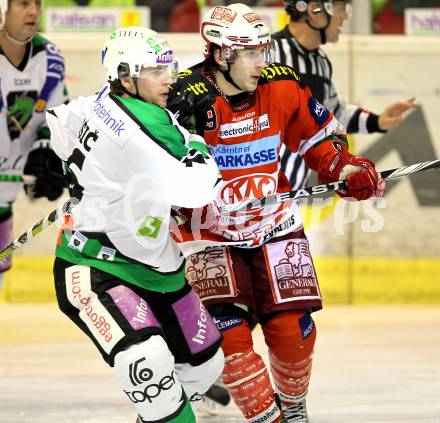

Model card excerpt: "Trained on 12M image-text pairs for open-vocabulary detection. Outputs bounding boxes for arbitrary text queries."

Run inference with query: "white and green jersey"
[47,91,219,292]
[0,34,68,207]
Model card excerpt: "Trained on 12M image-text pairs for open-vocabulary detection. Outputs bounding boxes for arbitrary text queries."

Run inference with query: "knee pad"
[222,349,281,423]
[174,348,224,412]
[263,311,316,405]
[217,315,253,357]
[114,335,194,422]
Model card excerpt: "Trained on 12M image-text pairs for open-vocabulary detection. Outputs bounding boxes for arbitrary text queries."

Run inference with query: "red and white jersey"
[169,61,344,255]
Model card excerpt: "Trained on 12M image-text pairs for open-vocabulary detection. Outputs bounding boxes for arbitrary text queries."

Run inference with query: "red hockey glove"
[330,156,381,201]
[305,135,383,201]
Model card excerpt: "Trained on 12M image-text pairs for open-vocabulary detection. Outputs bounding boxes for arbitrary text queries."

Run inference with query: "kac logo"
[220,174,277,204]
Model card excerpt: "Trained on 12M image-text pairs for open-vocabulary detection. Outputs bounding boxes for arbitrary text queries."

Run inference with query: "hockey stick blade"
[222,159,440,214]
[0,199,75,263]
[205,384,231,406]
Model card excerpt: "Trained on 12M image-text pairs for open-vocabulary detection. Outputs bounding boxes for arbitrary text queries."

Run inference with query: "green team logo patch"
[146,36,168,54]
[7,91,38,140]
[137,216,163,238]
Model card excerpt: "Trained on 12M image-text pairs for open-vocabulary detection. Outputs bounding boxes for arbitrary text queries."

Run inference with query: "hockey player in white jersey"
[0,0,67,288]
[47,27,224,423]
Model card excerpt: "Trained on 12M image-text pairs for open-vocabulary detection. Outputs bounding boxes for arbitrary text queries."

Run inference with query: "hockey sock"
[220,318,282,423]
[263,311,316,406]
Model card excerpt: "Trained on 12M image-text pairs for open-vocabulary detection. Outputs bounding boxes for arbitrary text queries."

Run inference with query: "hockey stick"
[2,160,439,262]
[0,199,75,263]
[222,159,440,214]
[0,199,185,264]
[0,174,36,183]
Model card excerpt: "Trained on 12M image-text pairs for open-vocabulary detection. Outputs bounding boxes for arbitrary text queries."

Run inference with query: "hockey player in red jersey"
[168,4,383,422]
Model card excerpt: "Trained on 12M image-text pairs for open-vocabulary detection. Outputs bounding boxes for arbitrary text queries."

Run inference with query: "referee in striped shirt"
[273,0,416,189]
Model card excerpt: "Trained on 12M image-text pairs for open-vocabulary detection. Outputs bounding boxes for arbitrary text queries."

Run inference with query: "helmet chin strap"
[306,13,331,45]
[1,28,34,45]
[120,77,144,101]
[219,63,245,92]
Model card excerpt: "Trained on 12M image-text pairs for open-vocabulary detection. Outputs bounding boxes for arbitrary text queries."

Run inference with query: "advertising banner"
[405,8,440,35]
[45,7,150,32]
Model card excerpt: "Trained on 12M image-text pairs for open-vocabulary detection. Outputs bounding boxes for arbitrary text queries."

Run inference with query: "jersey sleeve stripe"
[298,116,340,157]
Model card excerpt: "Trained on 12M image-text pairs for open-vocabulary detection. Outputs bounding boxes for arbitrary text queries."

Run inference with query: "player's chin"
[247,78,259,91]
[329,32,340,43]
[156,96,168,108]
[24,24,38,37]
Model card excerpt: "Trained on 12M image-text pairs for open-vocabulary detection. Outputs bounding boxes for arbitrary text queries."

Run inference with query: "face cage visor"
[118,60,179,84]
[323,1,353,19]
[221,41,275,66]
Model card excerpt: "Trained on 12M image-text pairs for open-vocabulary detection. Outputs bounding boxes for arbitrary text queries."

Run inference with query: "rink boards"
[1,33,439,303]
[2,255,439,303]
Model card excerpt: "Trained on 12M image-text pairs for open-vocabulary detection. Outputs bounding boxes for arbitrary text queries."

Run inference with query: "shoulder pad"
[171,62,217,101]
[32,34,47,49]
[259,62,303,86]
[175,62,205,86]
[271,28,288,40]
[91,96,139,149]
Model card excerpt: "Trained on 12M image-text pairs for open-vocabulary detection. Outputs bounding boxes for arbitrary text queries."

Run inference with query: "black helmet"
[285,0,352,22]
[284,0,352,44]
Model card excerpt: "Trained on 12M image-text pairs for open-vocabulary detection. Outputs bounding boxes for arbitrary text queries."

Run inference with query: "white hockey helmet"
[0,0,8,30]
[200,3,272,62]
[101,26,177,82]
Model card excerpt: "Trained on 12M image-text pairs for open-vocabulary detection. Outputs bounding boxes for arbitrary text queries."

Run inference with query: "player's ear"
[213,49,228,71]
[119,76,133,92]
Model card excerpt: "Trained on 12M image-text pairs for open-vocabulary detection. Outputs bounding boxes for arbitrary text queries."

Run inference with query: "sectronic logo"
[125,358,177,403]
[220,174,276,204]
[219,114,269,139]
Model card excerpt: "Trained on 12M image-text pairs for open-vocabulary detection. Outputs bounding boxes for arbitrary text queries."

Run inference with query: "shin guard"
[220,319,282,423]
[114,335,195,422]
[263,311,316,406]
[174,348,224,412]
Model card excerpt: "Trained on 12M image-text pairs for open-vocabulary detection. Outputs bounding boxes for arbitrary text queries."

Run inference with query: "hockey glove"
[23,140,65,201]
[319,155,382,201]
[338,157,382,200]
[167,90,212,125]
[304,133,384,201]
